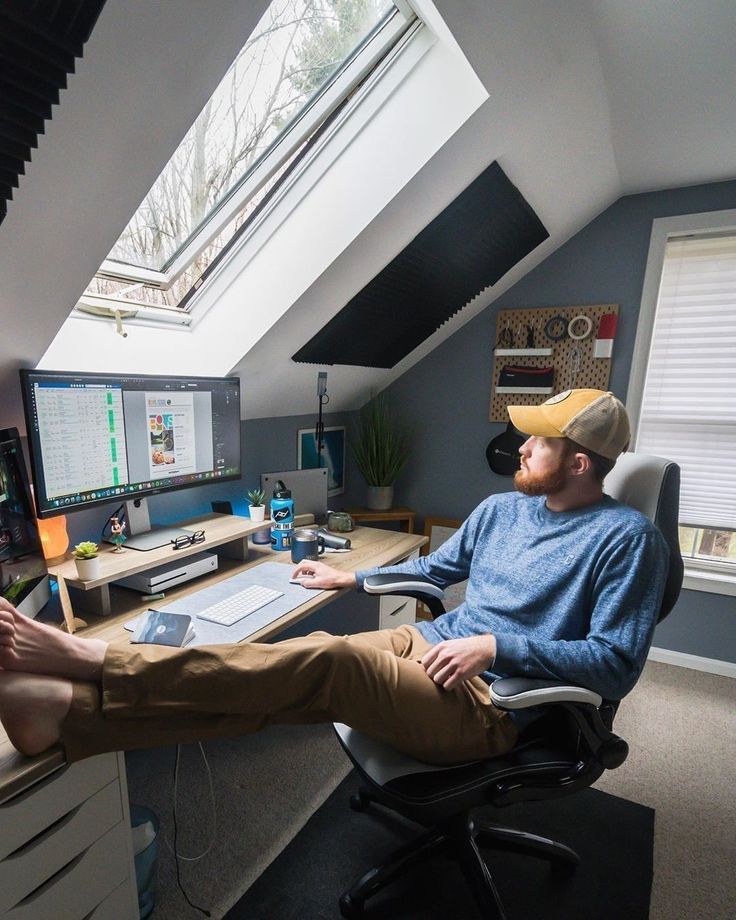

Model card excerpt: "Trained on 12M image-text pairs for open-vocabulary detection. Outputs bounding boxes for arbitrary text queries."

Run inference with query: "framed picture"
[297,426,346,496]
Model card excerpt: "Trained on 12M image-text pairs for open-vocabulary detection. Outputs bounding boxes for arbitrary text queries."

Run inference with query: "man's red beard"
[514,459,567,496]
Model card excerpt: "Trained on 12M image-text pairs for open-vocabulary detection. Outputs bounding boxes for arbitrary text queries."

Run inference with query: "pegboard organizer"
[490,304,618,422]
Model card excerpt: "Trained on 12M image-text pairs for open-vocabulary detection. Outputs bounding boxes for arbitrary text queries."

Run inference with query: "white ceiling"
[2,0,736,426]
[588,0,736,192]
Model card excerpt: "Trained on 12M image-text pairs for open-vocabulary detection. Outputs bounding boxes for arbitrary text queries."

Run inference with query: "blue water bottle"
[270,480,294,551]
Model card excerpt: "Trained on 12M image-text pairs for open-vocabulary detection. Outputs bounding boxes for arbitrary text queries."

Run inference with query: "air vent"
[292,161,548,368]
[0,0,107,226]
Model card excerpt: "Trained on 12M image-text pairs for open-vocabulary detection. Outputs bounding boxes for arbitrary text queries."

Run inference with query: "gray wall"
[378,178,736,664]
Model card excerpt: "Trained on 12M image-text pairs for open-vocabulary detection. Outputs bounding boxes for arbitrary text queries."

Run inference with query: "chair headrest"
[604,452,683,621]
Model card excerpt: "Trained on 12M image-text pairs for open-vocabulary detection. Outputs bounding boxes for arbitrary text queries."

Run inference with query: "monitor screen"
[0,427,50,616]
[21,370,241,519]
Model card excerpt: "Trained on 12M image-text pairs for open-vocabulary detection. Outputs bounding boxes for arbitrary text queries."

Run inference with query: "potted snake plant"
[351,395,410,511]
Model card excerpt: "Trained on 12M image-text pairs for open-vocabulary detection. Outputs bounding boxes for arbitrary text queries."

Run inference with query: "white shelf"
[494,348,553,356]
[495,386,554,394]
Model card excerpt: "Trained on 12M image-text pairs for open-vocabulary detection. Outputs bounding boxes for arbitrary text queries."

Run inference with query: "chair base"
[339,808,579,919]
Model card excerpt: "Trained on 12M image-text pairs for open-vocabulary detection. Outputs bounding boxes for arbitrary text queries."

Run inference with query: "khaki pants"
[61,625,517,766]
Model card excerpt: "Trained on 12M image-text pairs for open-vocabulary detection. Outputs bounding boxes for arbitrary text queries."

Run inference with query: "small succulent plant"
[247,488,265,507]
[72,540,99,560]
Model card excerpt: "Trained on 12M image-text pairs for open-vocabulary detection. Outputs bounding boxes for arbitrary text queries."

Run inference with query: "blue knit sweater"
[356,492,669,701]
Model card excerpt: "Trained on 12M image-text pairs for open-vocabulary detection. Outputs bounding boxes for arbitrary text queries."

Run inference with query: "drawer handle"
[6,801,84,859]
[14,849,86,906]
[389,602,409,617]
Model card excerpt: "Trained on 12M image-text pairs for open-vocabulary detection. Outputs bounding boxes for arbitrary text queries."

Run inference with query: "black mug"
[291,529,326,564]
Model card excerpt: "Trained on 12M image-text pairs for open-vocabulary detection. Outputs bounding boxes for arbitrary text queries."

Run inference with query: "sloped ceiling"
[2,0,736,427]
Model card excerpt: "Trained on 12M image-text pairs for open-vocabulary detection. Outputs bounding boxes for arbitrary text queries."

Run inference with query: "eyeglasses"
[171,530,206,550]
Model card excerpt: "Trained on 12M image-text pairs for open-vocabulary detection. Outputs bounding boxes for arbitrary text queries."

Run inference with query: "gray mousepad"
[125,561,326,645]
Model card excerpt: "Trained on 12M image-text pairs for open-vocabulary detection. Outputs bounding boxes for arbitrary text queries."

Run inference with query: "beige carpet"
[126,723,351,919]
[595,659,736,920]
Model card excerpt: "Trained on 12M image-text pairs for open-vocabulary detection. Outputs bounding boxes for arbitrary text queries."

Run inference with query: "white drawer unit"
[378,549,420,629]
[0,754,117,860]
[0,753,138,919]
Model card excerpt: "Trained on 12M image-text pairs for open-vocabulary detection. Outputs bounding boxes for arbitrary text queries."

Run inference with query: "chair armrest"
[490,677,602,710]
[492,677,628,769]
[362,574,446,618]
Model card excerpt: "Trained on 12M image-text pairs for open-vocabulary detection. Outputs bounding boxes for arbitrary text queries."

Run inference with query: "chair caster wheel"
[350,790,371,811]
[339,893,364,917]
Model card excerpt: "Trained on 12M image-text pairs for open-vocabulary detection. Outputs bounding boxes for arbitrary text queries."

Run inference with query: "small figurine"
[110,516,127,553]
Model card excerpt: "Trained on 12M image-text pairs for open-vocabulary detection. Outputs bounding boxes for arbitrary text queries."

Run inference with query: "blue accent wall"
[381,178,736,665]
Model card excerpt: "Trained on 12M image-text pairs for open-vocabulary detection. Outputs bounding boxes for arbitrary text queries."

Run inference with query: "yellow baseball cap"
[507,389,631,460]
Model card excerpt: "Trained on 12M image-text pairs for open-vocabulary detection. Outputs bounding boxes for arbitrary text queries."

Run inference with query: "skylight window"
[83,0,416,316]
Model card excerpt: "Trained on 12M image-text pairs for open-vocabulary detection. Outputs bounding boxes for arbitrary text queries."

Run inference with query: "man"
[0,389,668,766]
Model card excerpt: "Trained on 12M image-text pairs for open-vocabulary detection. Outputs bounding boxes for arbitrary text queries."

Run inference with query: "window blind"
[636,234,736,530]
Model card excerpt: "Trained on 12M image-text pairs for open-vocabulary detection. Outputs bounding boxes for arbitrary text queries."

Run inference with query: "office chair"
[334,453,683,919]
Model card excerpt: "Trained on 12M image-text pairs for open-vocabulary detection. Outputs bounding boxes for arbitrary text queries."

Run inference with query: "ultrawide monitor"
[21,370,241,521]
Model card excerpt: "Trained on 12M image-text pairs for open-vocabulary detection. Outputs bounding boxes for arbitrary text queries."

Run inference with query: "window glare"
[105,0,394,273]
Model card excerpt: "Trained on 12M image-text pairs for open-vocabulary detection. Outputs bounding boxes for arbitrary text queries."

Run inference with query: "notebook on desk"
[124,562,326,645]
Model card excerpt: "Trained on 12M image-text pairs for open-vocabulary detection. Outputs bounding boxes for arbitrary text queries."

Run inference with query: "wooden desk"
[343,506,416,534]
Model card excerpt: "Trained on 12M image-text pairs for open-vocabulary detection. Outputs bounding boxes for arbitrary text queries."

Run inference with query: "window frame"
[91,2,418,298]
[628,208,736,596]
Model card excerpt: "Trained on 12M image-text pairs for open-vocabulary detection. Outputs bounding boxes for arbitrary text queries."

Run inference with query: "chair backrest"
[603,452,683,622]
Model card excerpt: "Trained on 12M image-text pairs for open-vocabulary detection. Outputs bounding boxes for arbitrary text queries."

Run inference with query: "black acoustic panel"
[0,0,107,226]
[292,161,549,368]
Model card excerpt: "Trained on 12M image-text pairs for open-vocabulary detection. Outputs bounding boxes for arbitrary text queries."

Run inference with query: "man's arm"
[354,502,490,590]
[491,530,669,700]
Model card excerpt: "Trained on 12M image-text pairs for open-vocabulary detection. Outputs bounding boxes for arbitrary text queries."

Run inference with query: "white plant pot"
[366,485,394,511]
[249,505,266,522]
[74,556,101,580]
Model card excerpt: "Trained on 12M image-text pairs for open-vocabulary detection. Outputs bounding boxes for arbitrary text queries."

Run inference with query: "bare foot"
[0,603,107,681]
[0,671,73,756]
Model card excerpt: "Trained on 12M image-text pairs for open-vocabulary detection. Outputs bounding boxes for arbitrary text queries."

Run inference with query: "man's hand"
[421,635,497,690]
[291,560,357,590]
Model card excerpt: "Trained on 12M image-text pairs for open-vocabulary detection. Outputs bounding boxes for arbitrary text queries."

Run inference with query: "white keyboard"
[195,584,284,627]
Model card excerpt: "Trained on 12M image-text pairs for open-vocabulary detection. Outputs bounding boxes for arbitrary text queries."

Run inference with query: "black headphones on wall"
[485,422,525,476]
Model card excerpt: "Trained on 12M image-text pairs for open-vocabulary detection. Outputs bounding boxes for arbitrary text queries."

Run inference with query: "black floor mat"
[226,771,654,920]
